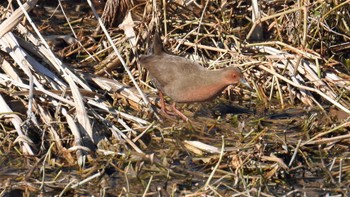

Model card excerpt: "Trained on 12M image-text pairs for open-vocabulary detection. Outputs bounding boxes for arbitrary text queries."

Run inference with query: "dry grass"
[0,0,350,196]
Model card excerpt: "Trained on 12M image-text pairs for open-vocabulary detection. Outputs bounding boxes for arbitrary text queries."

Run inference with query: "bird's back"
[140,53,204,90]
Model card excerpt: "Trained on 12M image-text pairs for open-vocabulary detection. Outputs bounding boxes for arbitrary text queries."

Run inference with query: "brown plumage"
[140,34,246,103]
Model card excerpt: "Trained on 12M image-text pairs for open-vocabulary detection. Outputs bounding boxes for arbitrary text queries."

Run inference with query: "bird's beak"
[240,78,251,89]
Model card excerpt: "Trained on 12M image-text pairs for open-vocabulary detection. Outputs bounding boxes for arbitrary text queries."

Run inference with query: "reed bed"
[0,0,349,196]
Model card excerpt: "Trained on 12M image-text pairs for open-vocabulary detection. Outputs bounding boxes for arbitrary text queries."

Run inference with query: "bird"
[140,33,249,120]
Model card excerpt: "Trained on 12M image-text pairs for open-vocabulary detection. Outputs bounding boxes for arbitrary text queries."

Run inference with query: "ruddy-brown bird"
[140,34,249,120]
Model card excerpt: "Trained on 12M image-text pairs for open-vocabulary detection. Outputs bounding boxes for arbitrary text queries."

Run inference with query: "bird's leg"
[157,92,189,121]
[159,91,167,113]
[171,103,189,122]
[157,91,175,118]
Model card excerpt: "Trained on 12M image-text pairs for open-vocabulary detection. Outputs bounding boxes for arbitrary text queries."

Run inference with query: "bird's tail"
[153,32,163,55]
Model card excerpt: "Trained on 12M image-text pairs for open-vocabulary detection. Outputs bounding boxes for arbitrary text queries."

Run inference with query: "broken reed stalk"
[86,0,150,109]
[259,65,350,114]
